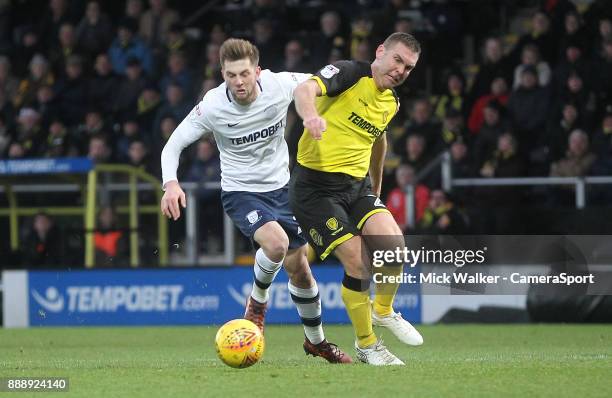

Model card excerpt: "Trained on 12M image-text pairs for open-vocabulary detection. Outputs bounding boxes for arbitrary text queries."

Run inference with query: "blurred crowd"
[2,0,612,265]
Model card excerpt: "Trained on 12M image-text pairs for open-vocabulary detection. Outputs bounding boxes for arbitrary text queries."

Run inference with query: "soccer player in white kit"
[160,38,351,363]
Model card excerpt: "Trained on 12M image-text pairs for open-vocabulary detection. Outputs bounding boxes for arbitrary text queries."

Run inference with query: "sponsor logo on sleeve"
[320,64,340,79]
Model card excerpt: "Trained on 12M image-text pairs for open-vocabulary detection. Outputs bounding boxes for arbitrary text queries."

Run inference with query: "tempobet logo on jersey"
[229,119,284,145]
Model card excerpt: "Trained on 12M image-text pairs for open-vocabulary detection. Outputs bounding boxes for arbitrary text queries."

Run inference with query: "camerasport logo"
[31,285,219,313]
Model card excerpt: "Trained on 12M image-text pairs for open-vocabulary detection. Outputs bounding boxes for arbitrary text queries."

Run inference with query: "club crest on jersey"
[264,105,278,119]
[309,228,324,246]
[246,210,261,225]
[321,64,340,79]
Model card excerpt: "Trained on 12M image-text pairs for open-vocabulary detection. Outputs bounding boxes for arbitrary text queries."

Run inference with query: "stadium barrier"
[1,266,421,328]
[404,151,612,228]
[0,158,168,267]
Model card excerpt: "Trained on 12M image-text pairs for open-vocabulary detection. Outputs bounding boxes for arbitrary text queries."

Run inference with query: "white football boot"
[355,339,405,366]
[371,308,424,346]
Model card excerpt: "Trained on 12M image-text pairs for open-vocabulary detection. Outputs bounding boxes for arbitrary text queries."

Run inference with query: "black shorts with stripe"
[288,164,389,260]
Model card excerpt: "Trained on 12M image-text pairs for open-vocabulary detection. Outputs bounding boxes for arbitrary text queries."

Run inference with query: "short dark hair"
[383,32,421,54]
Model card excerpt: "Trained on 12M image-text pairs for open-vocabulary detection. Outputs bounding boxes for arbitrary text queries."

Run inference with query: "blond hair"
[219,38,259,67]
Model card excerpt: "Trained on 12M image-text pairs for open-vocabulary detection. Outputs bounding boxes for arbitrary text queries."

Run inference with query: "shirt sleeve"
[311,60,370,97]
[160,97,213,187]
[275,71,312,101]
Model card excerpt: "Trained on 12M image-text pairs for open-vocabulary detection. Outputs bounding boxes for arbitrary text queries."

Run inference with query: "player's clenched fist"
[161,180,186,220]
[303,116,326,140]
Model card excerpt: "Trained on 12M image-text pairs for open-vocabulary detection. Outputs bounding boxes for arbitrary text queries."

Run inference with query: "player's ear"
[375,44,386,59]
[255,65,261,77]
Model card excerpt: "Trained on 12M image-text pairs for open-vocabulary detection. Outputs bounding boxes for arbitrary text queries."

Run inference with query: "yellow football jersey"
[297,61,399,178]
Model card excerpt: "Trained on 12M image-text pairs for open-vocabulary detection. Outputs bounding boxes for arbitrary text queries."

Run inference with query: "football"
[215,319,265,368]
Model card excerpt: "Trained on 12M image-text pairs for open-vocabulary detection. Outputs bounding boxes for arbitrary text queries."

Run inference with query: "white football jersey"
[161,70,310,192]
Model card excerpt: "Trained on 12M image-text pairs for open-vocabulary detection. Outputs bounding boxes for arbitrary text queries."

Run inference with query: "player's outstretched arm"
[160,104,210,220]
[161,181,186,220]
[294,80,326,140]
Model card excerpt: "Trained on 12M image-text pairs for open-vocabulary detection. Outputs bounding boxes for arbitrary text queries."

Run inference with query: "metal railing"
[404,151,612,229]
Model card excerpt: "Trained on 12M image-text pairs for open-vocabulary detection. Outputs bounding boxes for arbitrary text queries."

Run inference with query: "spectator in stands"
[591,112,612,175]
[113,57,149,119]
[0,56,19,102]
[417,189,467,234]
[164,23,198,66]
[54,55,88,126]
[153,81,190,132]
[0,113,10,156]
[251,18,284,71]
[22,212,62,267]
[469,36,512,105]
[139,0,180,53]
[282,40,312,73]
[76,1,113,60]
[116,116,146,162]
[14,107,42,157]
[73,109,107,153]
[39,0,77,49]
[510,11,557,65]
[556,71,597,129]
[88,134,113,163]
[159,51,194,98]
[468,75,509,135]
[394,98,441,159]
[48,23,79,77]
[552,40,590,95]
[546,102,583,162]
[350,14,374,61]
[94,206,128,267]
[0,86,15,130]
[473,99,509,172]
[550,129,596,177]
[478,133,526,213]
[434,108,466,154]
[506,65,550,151]
[480,132,525,178]
[33,84,58,128]
[431,70,467,120]
[12,26,43,78]
[154,114,176,160]
[184,138,222,252]
[88,53,119,114]
[43,119,74,157]
[558,11,588,60]
[513,44,551,90]
[310,11,348,67]
[7,142,27,158]
[401,134,430,175]
[592,112,612,157]
[108,17,153,76]
[126,139,154,175]
[592,38,612,115]
[592,17,612,59]
[386,164,430,232]
[136,83,162,133]
[125,0,144,20]
[200,42,222,84]
[449,139,474,179]
[13,54,54,109]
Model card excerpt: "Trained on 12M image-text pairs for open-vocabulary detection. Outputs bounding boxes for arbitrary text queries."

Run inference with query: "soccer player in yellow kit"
[290,32,424,365]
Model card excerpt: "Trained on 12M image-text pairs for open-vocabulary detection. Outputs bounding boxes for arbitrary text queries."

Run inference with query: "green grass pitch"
[1,325,611,397]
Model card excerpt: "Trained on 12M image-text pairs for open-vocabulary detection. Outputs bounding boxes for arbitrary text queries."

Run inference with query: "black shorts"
[289,164,389,260]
